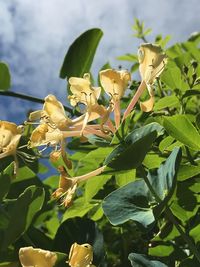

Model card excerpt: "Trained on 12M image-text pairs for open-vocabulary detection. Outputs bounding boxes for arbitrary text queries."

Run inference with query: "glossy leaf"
[0,62,11,91]
[60,28,103,79]
[128,253,167,267]
[102,179,154,227]
[163,115,200,150]
[148,147,182,201]
[104,123,164,170]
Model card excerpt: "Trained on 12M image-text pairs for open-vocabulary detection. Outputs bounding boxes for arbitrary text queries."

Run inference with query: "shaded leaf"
[102,179,154,227]
[1,186,45,250]
[53,218,104,267]
[60,28,103,79]
[104,123,163,171]
[0,62,11,91]
[128,253,167,267]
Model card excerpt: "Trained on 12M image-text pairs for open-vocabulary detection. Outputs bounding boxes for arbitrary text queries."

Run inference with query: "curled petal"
[68,74,101,107]
[68,243,95,267]
[19,246,57,267]
[100,69,131,102]
[138,43,167,86]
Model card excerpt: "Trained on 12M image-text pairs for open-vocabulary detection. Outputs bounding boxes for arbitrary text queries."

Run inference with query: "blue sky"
[0,0,200,122]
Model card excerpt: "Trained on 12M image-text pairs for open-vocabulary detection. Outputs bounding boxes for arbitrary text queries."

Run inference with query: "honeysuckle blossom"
[138,43,167,112]
[52,165,77,207]
[19,247,57,267]
[68,73,114,134]
[27,94,110,169]
[100,69,131,128]
[52,165,105,207]
[67,243,96,267]
[0,120,23,174]
[123,43,167,119]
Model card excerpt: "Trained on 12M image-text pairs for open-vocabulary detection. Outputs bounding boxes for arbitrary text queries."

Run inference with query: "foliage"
[0,19,200,267]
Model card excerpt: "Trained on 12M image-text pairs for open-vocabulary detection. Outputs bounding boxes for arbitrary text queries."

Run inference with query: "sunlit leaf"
[163,115,200,150]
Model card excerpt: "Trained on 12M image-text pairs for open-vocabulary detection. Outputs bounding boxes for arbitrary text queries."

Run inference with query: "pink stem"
[114,100,121,129]
[122,80,146,121]
[74,165,106,183]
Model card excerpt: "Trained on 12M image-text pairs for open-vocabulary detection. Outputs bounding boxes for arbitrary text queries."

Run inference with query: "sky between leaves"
[0,0,200,122]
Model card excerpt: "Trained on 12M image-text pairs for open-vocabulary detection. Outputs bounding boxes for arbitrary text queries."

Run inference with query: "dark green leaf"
[128,253,167,267]
[149,148,182,201]
[1,185,45,250]
[104,123,163,170]
[182,89,200,99]
[53,218,105,267]
[0,62,11,91]
[60,28,103,79]
[102,179,154,227]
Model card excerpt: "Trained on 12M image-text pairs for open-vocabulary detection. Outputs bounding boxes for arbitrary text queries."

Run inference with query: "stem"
[0,90,74,114]
[141,167,200,263]
[75,165,106,183]
[122,80,146,121]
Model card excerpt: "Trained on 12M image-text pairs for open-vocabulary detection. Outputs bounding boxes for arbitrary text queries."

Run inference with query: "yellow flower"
[67,243,95,267]
[19,247,57,267]
[52,165,106,207]
[0,121,23,174]
[99,69,131,104]
[68,73,112,134]
[52,166,77,207]
[29,94,72,131]
[123,43,167,120]
[68,73,101,108]
[138,43,167,112]
[99,69,131,128]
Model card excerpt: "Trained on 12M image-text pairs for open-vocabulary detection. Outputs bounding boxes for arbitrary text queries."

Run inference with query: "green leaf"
[7,166,44,199]
[143,154,165,169]
[0,163,12,201]
[1,185,45,250]
[85,174,111,201]
[62,197,94,221]
[102,179,154,227]
[116,53,138,62]
[159,136,174,152]
[149,148,182,202]
[128,253,167,267]
[154,95,180,111]
[177,164,200,181]
[59,28,103,79]
[149,245,174,257]
[196,113,200,131]
[0,62,11,91]
[163,115,200,150]
[104,123,164,171]
[161,64,184,90]
[115,169,136,187]
[53,218,104,266]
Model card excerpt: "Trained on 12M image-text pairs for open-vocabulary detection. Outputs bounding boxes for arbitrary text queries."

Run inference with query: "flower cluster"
[1,43,167,206]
